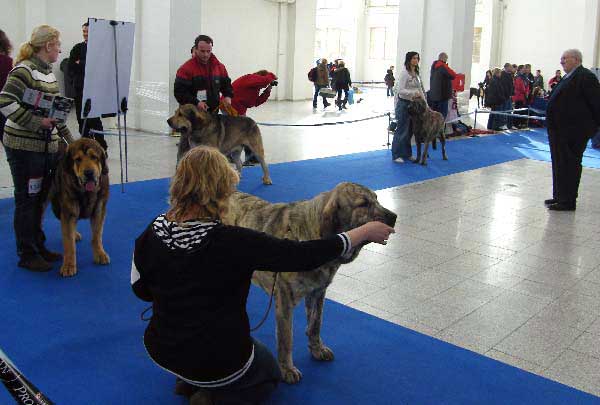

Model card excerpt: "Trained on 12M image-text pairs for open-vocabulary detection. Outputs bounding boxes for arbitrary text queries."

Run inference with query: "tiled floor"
[1,88,599,398]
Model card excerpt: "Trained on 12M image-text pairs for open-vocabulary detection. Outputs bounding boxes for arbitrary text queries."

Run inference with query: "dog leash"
[250,273,278,332]
[139,273,278,331]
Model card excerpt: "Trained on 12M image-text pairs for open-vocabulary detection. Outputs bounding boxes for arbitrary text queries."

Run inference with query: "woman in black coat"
[485,68,506,130]
[333,61,352,110]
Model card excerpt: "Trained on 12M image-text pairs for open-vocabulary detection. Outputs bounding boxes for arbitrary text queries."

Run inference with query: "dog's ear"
[320,190,339,237]
[100,148,109,175]
[63,144,75,174]
[193,109,210,126]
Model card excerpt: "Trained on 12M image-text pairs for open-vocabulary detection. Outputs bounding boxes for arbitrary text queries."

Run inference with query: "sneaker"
[393,157,405,163]
[18,255,52,272]
[407,156,417,162]
[39,247,62,262]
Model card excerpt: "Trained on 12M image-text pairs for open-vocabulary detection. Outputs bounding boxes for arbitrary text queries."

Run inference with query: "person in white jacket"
[391,51,426,163]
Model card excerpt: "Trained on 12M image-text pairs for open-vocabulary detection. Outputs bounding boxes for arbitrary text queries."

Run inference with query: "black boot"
[39,247,63,262]
[18,254,52,272]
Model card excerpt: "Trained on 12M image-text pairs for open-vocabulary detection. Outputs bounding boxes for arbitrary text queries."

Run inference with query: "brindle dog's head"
[167,104,211,134]
[407,96,427,118]
[320,182,397,262]
[65,138,108,192]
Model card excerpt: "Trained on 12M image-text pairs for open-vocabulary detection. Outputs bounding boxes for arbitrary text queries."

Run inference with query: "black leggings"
[189,338,282,405]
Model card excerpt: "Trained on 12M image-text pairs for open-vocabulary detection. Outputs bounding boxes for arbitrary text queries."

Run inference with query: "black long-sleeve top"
[68,41,86,92]
[131,215,351,386]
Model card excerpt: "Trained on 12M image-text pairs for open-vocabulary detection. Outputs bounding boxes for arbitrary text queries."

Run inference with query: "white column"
[275,2,289,101]
[395,0,475,89]
[395,0,426,73]
[288,0,318,100]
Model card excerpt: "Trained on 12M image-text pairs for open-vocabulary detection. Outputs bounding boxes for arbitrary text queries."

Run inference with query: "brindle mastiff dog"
[167,104,272,185]
[226,182,397,384]
[407,96,448,165]
[49,138,110,277]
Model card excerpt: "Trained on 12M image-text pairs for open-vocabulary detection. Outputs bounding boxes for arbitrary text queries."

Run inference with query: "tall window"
[472,27,482,63]
[369,27,386,59]
[315,28,351,61]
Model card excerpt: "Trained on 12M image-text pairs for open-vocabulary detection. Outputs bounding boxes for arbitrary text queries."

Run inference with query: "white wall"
[200,0,280,88]
[0,0,26,48]
[498,0,599,83]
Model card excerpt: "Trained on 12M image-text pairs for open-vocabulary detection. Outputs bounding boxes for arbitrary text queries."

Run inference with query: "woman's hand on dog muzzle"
[347,221,395,246]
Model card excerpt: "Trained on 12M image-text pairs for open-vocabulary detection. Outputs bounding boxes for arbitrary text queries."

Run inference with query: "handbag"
[318,88,336,98]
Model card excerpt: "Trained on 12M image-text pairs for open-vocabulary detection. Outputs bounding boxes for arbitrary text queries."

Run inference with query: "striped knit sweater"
[0,55,73,153]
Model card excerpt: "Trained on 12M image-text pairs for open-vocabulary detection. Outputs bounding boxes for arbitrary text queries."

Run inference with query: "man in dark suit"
[69,21,107,151]
[545,49,600,211]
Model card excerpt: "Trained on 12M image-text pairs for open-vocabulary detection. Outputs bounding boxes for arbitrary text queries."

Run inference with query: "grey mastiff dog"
[167,104,272,185]
[226,182,397,384]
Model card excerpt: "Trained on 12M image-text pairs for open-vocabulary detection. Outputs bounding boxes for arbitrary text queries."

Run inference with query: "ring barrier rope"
[255,112,391,127]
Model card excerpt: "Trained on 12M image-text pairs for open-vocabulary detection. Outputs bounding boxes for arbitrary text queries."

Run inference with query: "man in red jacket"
[229,70,277,165]
[174,34,233,113]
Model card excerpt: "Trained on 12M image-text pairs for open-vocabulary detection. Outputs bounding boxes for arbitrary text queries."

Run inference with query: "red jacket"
[229,72,276,116]
[174,54,233,112]
[512,75,530,104]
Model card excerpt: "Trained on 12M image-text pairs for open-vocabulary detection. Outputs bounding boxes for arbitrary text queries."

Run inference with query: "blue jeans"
[313,85,329,108]
[4,146,59,258]
[392,98,413,160]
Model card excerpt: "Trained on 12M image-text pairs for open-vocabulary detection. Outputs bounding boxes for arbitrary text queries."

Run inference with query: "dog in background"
[49,138,110,277]
[167,104,272,185]
[469,82,485,108]
[407,96,448,165]
[226,182,397,384]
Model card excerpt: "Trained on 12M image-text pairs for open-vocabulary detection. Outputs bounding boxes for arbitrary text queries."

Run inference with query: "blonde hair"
[15,25,60,64]
[167,147,240,223]
[492,67,501,76]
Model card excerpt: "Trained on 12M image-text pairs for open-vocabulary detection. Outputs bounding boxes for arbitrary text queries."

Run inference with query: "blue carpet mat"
[1,131,599,404]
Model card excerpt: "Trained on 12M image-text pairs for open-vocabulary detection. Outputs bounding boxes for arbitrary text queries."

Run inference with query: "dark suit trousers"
[74,91,107,150]
[548,131,589,203]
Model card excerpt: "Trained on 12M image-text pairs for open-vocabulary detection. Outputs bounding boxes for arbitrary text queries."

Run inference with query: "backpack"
[452,120,472,135]
[308,67,317,82]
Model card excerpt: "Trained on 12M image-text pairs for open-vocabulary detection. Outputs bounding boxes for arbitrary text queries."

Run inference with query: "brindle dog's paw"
[93,249,111,265]
[60,262,77,277]
[75,231,82,242]
[262,177,273,185]
[309,344,335,361]
[280,365,303,384]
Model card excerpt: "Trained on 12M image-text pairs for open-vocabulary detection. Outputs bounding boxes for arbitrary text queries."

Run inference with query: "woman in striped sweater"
[0,25,74,272]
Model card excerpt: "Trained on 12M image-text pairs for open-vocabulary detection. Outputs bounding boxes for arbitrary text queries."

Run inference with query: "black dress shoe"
[39,247,63,262]
[18,255,53,272]
[548,202,576,211]
[544,198,557,205]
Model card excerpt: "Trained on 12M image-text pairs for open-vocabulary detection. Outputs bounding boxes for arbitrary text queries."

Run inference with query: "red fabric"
[512,76,530,104]
[452,73,465,91]
[176,54,232,96]
[433,60,457,78]
[0,54,13,91]
[229,72,276,116]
